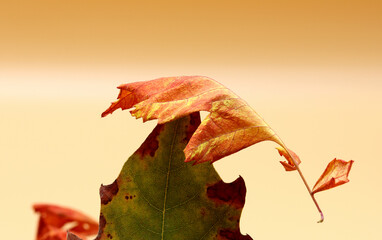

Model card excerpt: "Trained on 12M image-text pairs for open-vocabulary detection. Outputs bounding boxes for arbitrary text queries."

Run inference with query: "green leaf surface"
[76,113,252,240]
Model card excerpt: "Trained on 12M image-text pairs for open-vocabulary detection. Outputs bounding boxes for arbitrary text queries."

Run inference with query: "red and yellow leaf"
[312,159,354,194]
[33,204,98,240]
[277,147,301,171]
[102,76,291,165]
[97,76,356,224]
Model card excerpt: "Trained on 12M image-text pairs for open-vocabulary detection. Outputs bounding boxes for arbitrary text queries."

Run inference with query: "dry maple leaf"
[312,158,354,194]
[102,76,289,165]
[102,75,355,222]
[33,204,98,240]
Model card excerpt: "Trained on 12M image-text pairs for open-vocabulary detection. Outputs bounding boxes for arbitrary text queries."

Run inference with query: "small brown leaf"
[276,147,301,171]
[312,159,354,194]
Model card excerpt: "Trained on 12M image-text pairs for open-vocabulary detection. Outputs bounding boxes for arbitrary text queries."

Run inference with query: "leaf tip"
[101,111,109,118]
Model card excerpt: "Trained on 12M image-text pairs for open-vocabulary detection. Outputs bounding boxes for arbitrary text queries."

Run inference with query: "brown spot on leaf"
[200,207,207,217]
[135,124,164,158]
[207,176,246,209]
[107,233,113,239]
[124,194,135,201]
[218,229,253,240]
[94,214,106,240]
[100,180,119,205]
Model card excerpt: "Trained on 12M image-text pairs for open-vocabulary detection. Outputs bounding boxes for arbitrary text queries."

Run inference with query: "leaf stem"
[295,163,324,223]
[236,98,324,222]
[284,147,324,223]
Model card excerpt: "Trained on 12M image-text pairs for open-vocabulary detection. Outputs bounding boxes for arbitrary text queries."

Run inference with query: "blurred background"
[1,0,381,239]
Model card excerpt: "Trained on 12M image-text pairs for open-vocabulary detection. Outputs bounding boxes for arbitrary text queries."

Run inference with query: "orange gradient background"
[1,1,381,239]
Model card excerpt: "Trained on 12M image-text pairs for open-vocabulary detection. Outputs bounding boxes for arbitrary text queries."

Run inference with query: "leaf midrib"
[161,120,180,240]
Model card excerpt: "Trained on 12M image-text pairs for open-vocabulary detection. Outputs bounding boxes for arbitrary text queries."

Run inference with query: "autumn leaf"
[70,113,252,240]
[33,204,98,240]
[101,76,354,223]
[276,147,301,171]
[312,159,354,194]
[102,76,288,165]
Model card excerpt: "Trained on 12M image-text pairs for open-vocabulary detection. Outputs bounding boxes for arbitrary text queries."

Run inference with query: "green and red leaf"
[70,113,252,240]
